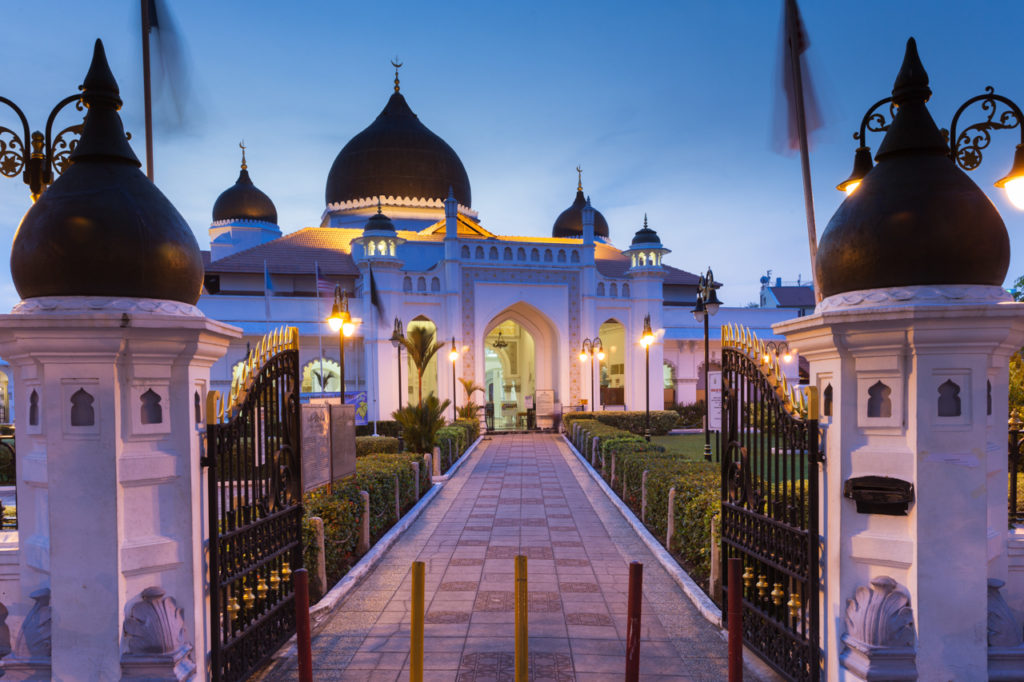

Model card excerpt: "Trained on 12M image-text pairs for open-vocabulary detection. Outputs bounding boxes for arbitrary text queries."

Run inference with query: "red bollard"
[728,557,742,682]
[625,561,643,682]
[294,568,313,682]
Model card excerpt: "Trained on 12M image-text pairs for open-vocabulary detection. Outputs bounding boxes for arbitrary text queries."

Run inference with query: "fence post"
[411,461,420,500]
[666,487,676,549]
[310,516,327,596]
[410,561,425,682]
[432,445,442,477]
[514,555,528,682]
[625,562,643,682]
[358,490,371,553]
[394,474,401,521]
[294,568,313,682]
[592,437,599,466]
[728,557,743,682]
[424,452,433,484]
[610,452,616,488]
[641,470,648,523]
[709,515,721,601]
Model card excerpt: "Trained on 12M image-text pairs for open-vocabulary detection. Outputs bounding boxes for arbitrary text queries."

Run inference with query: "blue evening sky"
[1,0,1022,310]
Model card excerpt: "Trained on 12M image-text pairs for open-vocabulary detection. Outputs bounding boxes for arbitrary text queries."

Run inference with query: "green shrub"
[355,436,400,457]
[435,426,466,471]
[354,453,421,539]
[393,395,449,453]
[355,420,402,437]
[673,401,705,429]
[0,441,14,484]
[564,410,678,436]
[302,483,361,599]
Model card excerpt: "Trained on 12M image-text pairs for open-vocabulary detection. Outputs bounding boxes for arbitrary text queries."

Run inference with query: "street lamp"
[448,337,459,422]
[838,63,1024,207]
[762,341,793,365]
[692,267,721,462]
[0,78,85,202]
[579,337,604,412]
[390,317,404,410]
[640,315,656,442]
[327,285,356,399]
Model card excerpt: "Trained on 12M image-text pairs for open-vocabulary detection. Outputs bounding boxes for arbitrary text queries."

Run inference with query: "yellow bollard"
[514,554,528,681]
[411,561,424,682]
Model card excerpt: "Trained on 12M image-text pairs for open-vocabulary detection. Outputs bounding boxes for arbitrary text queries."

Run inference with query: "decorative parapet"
[988,578,1024,681]
[817,284,1011,313]
[11,296,205,318]
[324,194,478,219]
[840,576,917,681]
[121,587,196,680]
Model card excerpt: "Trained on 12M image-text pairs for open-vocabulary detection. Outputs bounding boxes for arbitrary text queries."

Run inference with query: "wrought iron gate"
[720,325,822,681]
[204,327,303,682]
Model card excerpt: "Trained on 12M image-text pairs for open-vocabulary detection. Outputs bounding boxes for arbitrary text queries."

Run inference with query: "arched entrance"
[484,321,535,429]
[406,316,439,405]
[600,319,626,406]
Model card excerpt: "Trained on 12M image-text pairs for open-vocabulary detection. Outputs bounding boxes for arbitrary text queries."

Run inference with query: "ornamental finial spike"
[576,165,583,192]
[239,141,247,170]
[892,37,930,106]
[391,57,403,93]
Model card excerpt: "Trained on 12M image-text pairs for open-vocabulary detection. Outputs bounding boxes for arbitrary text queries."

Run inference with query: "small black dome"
[213,167,277,224]
[10,40,203,305]
[816,38,1009,297]
[552,190,610,239]
[325,92,471,207]
[363,206,396,235]
[630,215,661,247]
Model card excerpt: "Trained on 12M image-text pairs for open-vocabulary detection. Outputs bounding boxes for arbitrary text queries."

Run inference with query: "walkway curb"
[432,434,483,482]
[561,434,723,625]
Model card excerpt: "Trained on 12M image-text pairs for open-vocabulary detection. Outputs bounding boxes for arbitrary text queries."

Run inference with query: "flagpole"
[140,0,154,181]
[786,0,819,301]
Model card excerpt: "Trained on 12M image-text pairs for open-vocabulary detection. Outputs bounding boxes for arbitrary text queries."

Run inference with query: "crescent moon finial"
[391,57,403,93]
[239,140,247,170]
[576,165,583,191]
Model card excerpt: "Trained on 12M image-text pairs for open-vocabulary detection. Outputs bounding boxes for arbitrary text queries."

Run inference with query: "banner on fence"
[708,371,722,431]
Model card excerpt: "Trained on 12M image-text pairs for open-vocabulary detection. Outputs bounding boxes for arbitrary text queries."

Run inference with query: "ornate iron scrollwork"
[0,126,25,178]
[949,86,1022,172]
[858,96,898,143]
[0,92,83,200]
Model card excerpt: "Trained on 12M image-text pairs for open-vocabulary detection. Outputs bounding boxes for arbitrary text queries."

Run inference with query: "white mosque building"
[198,73,802,427]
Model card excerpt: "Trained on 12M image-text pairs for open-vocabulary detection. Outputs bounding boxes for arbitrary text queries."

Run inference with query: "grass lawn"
[650,433,718,462]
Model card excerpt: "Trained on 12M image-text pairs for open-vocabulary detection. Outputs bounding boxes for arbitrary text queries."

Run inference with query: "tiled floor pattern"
[259,434,750,681]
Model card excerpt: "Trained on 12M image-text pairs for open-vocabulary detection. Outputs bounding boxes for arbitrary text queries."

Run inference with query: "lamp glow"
[843,180,861,196]
[597,350,605,361]
[327,315,342,332]
[640,314,655,348]
[342,320,356,337]
[579,351,587,362]
[449,337,458,363]
[995,143,1024,210]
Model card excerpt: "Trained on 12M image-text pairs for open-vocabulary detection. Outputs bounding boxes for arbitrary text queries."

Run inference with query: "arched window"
[504,247,513,260]
[417,277,427,292]
[389,241,396,256]
[517,247,527,261]
[489,246,499,260]
[461,245,470,258]
[622,283,630,297]
[610,283,618,297]
[140,389,162,425]
[557,250,566,263]
[570,251,580,263]
[544,249,553,262]
[407,316,440,404]
[403,276,412,292]
[938,379,961,417]
[368,241,376,256]
[70,388,95,427]
[599,319,626,406]
[430,277,441,292]
[302,359,341,392]
[475,246,485,259]
[530,248,540,262]
[639,252,647,266]
[867,381,892,418]
[597,282,605,296]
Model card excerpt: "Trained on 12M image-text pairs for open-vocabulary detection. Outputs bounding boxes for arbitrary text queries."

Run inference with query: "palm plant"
[457,378,484,420]
[392,395,450,454]
[401,326,445,406]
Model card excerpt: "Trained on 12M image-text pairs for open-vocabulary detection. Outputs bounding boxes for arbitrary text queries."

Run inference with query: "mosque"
[198,70,802,427]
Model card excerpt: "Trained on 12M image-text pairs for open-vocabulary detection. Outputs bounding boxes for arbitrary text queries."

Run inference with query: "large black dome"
[552,189,610,239]
[213,167,277,224]
[325,92,471,207]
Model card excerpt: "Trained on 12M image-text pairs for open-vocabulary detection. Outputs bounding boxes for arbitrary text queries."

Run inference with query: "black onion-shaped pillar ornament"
[10,40,204,304]
[815,38,1009,298]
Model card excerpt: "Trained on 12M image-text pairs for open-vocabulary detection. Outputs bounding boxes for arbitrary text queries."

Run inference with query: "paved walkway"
[262,433,751,680]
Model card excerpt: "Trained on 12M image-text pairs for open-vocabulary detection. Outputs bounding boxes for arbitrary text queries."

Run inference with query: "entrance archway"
[484,321,535,429]
[600,319,626,406]
[406,316,439,405]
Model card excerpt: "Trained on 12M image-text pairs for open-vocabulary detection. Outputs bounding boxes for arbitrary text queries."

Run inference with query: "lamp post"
[579,337,604,412]
[838,84,1024,204]
[692,267,721,461]
[640,315,656,442]
[448,338,459,423]
[0,87,85,202]
[327,285,356,400]
[390,317,404,410]
[761,341,793,365]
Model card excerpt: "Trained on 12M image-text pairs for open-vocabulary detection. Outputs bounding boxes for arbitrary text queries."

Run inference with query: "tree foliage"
[400,326,444,406]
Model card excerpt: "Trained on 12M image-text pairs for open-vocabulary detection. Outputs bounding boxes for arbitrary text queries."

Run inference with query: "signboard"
[535,389,555,430]
[708,371,722,431]
[301,404,331,492]
[302,391,369,425]
[524,395,534,410]
[330,403,356,482]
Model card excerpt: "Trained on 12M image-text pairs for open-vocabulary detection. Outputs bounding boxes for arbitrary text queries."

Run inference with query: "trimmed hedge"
[563,410,679,436]
[355,420,402,437]
[435,419,480,472]
[356,436,401,457]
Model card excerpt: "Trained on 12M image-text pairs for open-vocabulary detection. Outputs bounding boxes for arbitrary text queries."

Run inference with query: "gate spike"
[806,385,819,419]
[206,390,222,425]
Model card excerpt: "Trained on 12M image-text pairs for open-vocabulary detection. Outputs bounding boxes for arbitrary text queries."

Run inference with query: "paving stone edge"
[560,434,722,624]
